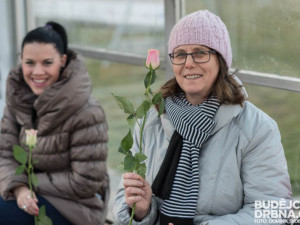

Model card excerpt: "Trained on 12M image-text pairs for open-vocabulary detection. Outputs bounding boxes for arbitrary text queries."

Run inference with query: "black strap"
[159,212,194,225]
[152,131,183,200]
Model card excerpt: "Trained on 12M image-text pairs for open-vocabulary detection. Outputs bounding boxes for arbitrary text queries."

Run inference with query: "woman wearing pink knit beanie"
[113,10,291,225]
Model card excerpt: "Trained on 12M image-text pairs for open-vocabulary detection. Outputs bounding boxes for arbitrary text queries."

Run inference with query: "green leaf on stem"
[136,101,151,119]
[158,98,165,116]
[144,70,156,88]
[121,130,133,150]
[37,204,46,220]
[15,165,26,175]
[136,163,146,179]
[127,114,136,131]
[124,154,135,172]
[118,146,127,155]
[112,94,135,114]
[135,152,147,163]
[152,92,162,105]
[31,173,39,187]
[37,205,53,225]
[13,145,28,165]
[41,216,52,225]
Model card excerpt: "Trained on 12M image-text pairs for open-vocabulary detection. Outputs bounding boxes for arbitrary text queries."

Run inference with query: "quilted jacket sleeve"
[195,119,292,225]
[0,106,28,200]
[35,102,109,199]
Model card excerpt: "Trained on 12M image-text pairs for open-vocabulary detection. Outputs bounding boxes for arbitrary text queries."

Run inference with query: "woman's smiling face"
[22,42,67,95]
[172,44,219,105]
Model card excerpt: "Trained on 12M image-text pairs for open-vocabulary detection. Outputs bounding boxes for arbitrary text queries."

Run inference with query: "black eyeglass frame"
[168,50,216,65]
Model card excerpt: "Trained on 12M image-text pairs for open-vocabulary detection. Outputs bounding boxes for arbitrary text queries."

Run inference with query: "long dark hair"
[21,21,68,56]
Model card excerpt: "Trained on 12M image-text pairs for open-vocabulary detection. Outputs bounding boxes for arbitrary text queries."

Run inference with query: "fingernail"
[35,209,39,212]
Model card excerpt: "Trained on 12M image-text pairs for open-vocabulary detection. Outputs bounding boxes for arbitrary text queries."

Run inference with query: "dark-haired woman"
[0,21,109,225]
[113,10,291,225]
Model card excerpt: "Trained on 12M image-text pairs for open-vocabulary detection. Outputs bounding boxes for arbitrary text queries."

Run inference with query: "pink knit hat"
[168,10,232,68]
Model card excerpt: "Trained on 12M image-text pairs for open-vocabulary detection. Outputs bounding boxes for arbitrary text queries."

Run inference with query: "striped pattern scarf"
[162,94,220,220]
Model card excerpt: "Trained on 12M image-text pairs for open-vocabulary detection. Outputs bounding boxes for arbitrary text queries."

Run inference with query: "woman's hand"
[13,185,39,216]
[123,172,152,220]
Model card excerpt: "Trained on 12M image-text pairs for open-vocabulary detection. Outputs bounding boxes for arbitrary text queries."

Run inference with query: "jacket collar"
[210,103,243,135]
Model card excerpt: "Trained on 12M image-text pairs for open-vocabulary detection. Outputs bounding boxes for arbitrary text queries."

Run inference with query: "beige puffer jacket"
[0,50,109,225]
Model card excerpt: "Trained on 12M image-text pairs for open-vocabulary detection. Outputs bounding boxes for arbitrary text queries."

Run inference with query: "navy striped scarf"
[161,94,220,224]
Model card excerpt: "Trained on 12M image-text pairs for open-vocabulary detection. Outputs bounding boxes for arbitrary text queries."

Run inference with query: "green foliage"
[152,92,165,116]
[124,153,135,171]
[126,115,136,131]
[121,130,133,151]
[118,146,127,155]
[144,70,156,89]
[135,163,146,178]
[152,92,162,105]
[31,173,39,187]
[112,58,164,224]
[136,101,151,119]
[112,94,135,115]
[15,165,26,175]
[117,127,148,178]
[158,98,165,116]
[13,145,28,165]
[13,139,52,224]
[135,153,147,163]
[113,65,164,180]
[37,205,52,225]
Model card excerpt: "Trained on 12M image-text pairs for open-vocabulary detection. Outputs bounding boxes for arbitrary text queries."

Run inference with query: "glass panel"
[184,0,300,78]
[32,0,165,56]
[244,84,300,197]
[84,57,166,219]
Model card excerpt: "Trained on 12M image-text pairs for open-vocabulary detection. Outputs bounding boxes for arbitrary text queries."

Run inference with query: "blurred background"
[0,0,300,221]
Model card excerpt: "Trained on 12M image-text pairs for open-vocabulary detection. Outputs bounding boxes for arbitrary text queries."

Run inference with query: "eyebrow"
[24,57,54,61]
[43,58,54,61]
[193,47,208,51]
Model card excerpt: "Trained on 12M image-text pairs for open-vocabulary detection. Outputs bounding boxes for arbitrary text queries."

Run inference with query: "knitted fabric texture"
[168,10,232,68]
[162,94,220,220]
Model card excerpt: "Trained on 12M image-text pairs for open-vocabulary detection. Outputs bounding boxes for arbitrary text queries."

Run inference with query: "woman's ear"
[61,54,67,67]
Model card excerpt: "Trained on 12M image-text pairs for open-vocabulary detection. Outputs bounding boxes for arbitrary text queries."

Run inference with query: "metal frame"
[71,44,300,93]
[234,70,300,92]
[70,45,164,69]
[14,0,28,55]
[72,0,300,93]
[0,0,18,118]
[16,0,300,93]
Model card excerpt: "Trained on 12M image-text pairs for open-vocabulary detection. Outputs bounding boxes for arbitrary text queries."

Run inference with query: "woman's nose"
[185,54,196,68]
[33,64,44,75]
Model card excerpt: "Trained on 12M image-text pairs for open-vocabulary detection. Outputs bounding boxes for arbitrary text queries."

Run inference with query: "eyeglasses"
[168,50,216,65]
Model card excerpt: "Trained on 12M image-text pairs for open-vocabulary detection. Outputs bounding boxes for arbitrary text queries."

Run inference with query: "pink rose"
[146,49,160,70]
